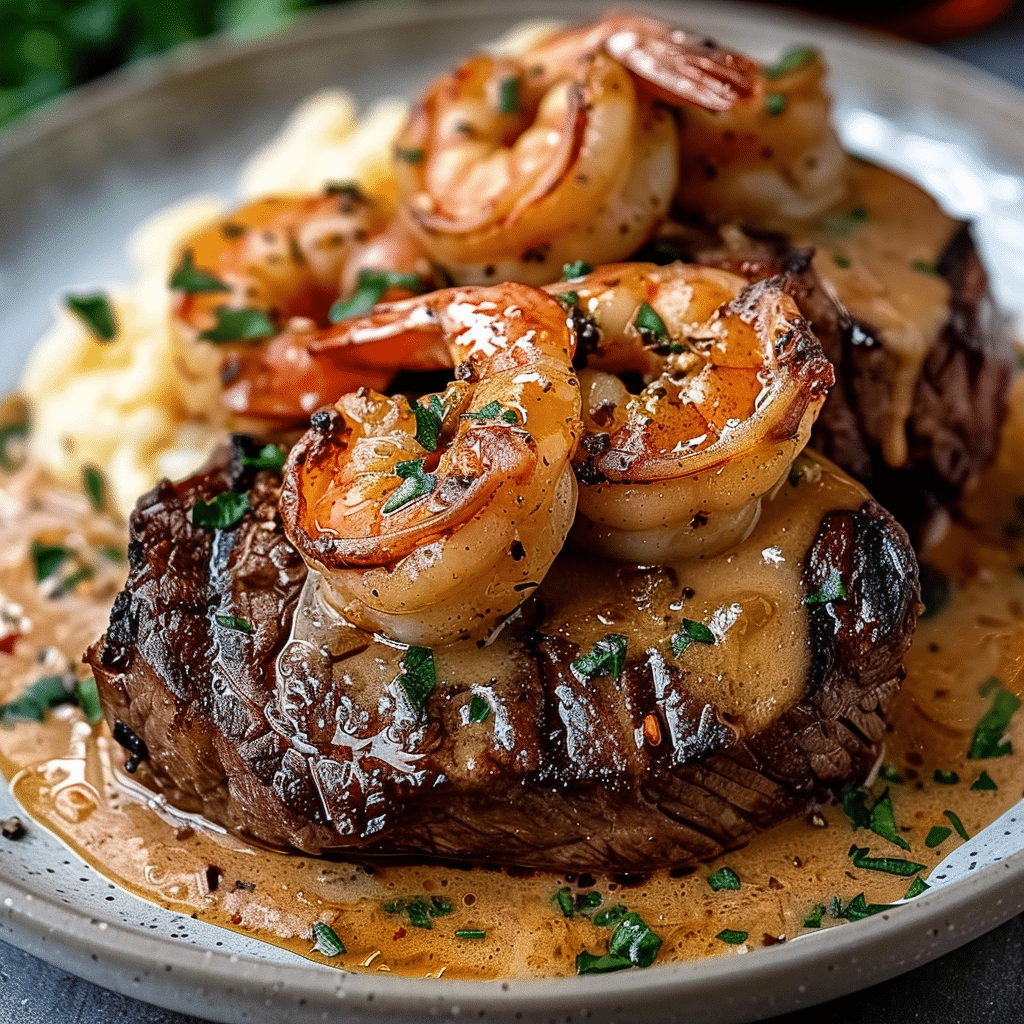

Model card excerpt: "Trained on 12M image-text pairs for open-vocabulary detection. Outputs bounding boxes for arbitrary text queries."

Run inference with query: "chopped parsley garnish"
[498,76,521,114]
[455,929,486,940]
[904,877,930,899]
[192,491,250,530]
[0,675,74,725]
[634,302,667,342]
[933,769,959,785]
[832,254,851,269]
[461,401,517,424]
[382,895,453,929]
[671,618,715,655]
[764,92,787,116]
[706,867,741,891]
[979,676,1001,698]
[763,46,816,79]
[169,250,228,293]
[715,929,748,945]
[830,894,892,921]
[842,786,910,851]
[216,615,254,634]
[570,634,627,682]
[239,443,285,471]
[199,306,275,344]
[878,765,904,784]
[925,825,952,848]
[562,261,592,281]
[593,904,627,928]
[553,887,602,920]
[576,891,603,912]
[802,904,825,929]
[804,568,847,606]
[394,146,425,164]
[54,564,93,596]
[911,260,939,276]
[607,912,662,967]
[65,292,117,341]
[554,291,578,308]
[943,809,970,841]
[967,684,1021,759]
[82,465,106,512]
[382,458,437,513]
[328,269,427,323]
[848,845,924,877]
[412,395,444,452]
[918,563,952,620]
[554,887,576,918]
[30,540,70,582]
[575,952,633,974]
[311,921,346,956]
[75,677,103,726]
[971,770,998,791]
[0,418,28,472]
[468,694,491,723]
[99,545,125,563]
[399,645,435,718]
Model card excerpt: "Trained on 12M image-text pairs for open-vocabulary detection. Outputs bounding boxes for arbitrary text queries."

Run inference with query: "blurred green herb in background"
[0,0,341,129]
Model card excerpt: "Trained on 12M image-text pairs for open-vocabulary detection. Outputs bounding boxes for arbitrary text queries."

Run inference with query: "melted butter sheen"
[0,412,1023,978]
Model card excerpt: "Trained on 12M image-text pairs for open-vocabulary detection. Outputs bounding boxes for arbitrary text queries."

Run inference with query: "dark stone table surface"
[0,2,1022,1021]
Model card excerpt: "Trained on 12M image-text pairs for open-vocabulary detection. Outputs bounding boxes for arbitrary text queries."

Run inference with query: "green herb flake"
[971,770,998,791]
[804,568,847,606]
[54,564,94,597]
[399,645,436,718]
[904,876,930,899]
[192,491,250,530]
[65,292,117,342]
[593,904,628,928]
[239,444,285,471]
[911,260,939,276]
[455,929,486,940]
[74,677,103,726]
[311,921,346,957]
[0,675,74,726]
[979,676,1002,698]
[0,418,29,472]
[842,787,910,851]
[199,306,275,344]
[99,545,125,563]
[329,269,427,323]
[382,458,438,514]
[394,146,425,164]
[468,694,491,723]
[715,929,749,945]
[169,250,228,293]
[831,893,892,921]
[933,769,959,785]
[925,825,952,848]
[30,540,70,582]
[968,685,1021,759]
[878,765,905,784]
[575,951,634,975]
[608,912,662,968]
[412,395,445,453]
[465,400,502,420]
[554,291,578,308]
[848,845,925,877]
[671,618,715,655]
[802,904,825,929]
[571,633,628,682]
[763,46,817,80]
[943,809,970,841]
[554,887,576,918]
[575,891,603,912]
[764,92,787,116]
[498,76,521,114]
[383,895,452,929]
[832,254,851,269]
[706,867,741,892]
[634,302,668,341]
[82,465,106,512]
[562,261,593,281]
[849,206,870,222]
[215,615,254,634]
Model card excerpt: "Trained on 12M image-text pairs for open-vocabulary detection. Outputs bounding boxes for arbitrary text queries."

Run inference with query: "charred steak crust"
[89,451,918,873]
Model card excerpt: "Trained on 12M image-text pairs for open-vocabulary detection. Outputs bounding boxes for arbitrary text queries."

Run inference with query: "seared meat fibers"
[88,445,918,873]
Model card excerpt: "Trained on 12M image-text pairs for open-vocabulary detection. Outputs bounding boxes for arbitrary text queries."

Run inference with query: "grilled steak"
[87,439,918,873]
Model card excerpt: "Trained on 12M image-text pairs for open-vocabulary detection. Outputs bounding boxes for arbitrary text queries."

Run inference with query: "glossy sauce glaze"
[0,374,1021,978]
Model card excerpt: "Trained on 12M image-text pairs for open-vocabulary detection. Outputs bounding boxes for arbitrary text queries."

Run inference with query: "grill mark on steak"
[87,449,918,873]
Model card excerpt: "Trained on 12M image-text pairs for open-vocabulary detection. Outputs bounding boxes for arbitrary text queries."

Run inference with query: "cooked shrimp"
[546,262,833,562]
[391,36,679,285]
[278,283,582,646]
[170,188,433,425]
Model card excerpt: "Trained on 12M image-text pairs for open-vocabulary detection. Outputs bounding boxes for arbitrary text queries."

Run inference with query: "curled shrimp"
[278,283,582,646]
[391,26,680,285]
[546,262,833,562]
[170,188,432,426]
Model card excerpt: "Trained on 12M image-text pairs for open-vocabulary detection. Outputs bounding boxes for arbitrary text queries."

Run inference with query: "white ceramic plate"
[1,2,1023,1021]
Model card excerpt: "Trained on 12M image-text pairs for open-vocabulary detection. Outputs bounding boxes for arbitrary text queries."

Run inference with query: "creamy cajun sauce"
[0,374,1021,979]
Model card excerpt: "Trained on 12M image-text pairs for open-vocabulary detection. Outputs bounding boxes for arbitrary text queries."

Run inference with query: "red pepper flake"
[0,634,19,654]
[230,913,242,925]
[393,927,407,941]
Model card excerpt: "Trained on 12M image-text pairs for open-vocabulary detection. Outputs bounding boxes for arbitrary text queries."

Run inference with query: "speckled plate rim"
[1,2,1024,1021]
